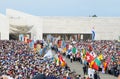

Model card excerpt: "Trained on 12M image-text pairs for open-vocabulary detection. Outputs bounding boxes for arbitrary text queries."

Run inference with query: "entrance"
[9,33,31,40]
[43,33,92,41]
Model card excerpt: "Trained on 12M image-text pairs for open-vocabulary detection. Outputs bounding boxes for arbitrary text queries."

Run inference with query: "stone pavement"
[63,56,117,79]
[52,50,117,79]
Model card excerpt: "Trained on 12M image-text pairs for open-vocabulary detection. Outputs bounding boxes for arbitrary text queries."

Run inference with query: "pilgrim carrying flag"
[92,27,95,41]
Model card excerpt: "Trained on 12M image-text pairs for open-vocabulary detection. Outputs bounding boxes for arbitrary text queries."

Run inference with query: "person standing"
[94,71,98,79]
[70,54,73,63]
[83,65,87,75]
[88,67,95,79]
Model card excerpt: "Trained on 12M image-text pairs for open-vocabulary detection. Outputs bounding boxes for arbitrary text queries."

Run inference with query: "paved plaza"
[63,56,117,79]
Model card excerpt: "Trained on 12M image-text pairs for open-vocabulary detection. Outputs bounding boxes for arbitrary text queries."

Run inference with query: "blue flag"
[92,29,95,41]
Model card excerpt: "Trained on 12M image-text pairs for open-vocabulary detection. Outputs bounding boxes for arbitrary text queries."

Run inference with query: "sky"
[0,0,120,16]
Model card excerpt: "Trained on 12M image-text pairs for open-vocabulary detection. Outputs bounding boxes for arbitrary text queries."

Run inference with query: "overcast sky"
[0,0,120,16]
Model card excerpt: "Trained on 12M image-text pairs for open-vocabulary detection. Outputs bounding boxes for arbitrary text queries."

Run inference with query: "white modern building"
[0,9,120,41]
[0,13,9,40]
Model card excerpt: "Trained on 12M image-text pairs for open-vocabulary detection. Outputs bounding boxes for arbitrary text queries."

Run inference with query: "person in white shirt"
[1,75,14,79]
[88,67,95,79]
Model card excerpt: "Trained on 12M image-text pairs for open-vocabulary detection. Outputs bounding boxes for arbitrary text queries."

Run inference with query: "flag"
[90,60,94,68]
[90,51,97,58]
[103,62,107,71]
[61,60,66,67]
[72,47,76,54]
[92,61,99,70]
[86,52,94,63]
[58,55,66,67]
[56,58,60,66]
[97,54,103,60]
[92,28,95,41]
[88,44,93,51]
[62,47,66,53]
[90,58,101,70]
[94,58,101,66]
[82,48,86,58]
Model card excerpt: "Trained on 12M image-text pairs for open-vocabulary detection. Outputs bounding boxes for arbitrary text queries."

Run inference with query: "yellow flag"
[97,54,103,60]
[62,47,66,53]
[90,60,94,68]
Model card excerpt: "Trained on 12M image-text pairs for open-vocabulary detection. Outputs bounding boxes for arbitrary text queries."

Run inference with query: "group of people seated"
[0,39,120,79]
[0,40,91,79]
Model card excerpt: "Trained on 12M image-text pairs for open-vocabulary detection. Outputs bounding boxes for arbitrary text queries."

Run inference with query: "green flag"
[72,47,76,54]
[94,58,101,66]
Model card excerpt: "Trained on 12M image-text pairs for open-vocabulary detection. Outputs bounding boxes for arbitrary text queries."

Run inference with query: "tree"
[92,15,97,17]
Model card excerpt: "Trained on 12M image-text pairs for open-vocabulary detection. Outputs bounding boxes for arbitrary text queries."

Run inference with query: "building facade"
[0,13,9,40]
[0,9,120,41]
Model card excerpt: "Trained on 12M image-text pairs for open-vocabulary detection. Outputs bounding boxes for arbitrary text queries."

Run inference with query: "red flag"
[88,44,93,51]
[86,52,94,63]
[92,62,99,70]
[58,55,66,67]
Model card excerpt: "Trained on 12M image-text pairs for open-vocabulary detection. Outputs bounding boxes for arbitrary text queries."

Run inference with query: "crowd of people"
[0,39,120,79]
[0,40,89,79]
[58,40,120,78]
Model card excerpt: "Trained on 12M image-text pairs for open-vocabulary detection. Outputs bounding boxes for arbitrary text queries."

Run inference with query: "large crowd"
[0,40,85,79]
[51,39,120,78]
[0,39,120,79]
[59,40,120,78]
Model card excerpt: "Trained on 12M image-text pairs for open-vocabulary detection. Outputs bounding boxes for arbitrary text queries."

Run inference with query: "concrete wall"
[5,9,120,40]
[0,13,9,40]
[41,16,120,40]
[6,9,43,40]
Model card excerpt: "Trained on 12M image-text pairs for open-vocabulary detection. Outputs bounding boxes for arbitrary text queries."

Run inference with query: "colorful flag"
[56,58,60,66]
[90,51,96,58]
[92,61,99,70]
[92,27,95,41]
[58,55,66,67]
[72,47,76,54]
[97,54,103,60]
[86,52,95,63]
[103,62,107,71]
[90,57,101,70]
[82,48,86,58]
[94,58,101,66]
